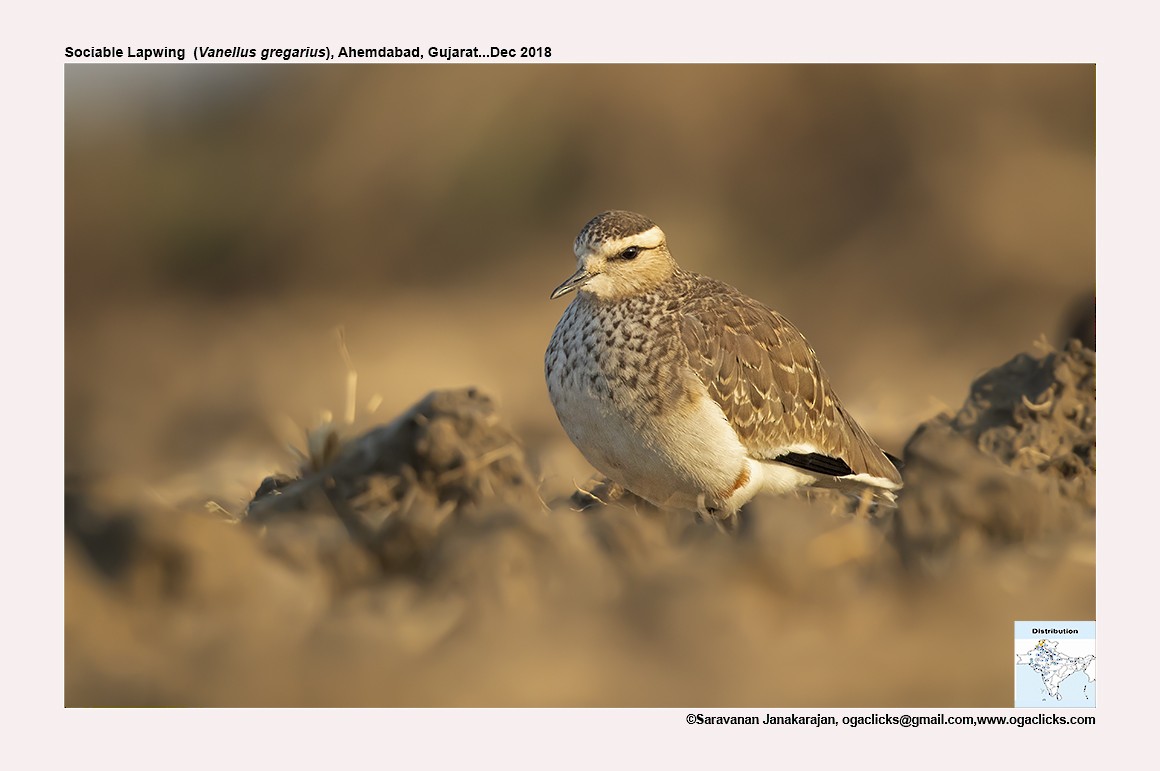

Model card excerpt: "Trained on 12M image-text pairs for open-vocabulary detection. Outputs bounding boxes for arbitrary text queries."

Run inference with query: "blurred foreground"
[66,340,1094,706]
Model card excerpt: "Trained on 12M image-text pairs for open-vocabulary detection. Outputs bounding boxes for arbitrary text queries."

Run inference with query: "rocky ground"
[65,337,1094,706]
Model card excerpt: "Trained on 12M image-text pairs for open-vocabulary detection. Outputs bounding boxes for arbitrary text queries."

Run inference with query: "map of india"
[1013,621,1096,708]
[1018,641,1094,700]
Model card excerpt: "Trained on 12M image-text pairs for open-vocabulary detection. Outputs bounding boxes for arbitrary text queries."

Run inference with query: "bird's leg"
[695,493,740,534]
[570,476,627,510]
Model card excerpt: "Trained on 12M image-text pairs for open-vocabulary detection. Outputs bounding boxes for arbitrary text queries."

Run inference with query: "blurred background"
[65,64,1095,706]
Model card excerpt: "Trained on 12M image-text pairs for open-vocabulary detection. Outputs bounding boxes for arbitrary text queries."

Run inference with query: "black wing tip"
[776,451,854,478]
[884,451,904,472]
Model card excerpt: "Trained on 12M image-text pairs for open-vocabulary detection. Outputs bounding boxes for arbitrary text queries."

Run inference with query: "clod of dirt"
[893,339,1095,566]
[245,388,541,579]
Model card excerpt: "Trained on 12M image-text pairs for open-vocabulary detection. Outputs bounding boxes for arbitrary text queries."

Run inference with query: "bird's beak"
[550,265,593,299]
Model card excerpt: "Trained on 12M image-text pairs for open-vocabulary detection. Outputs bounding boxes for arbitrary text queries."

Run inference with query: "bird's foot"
[695,494,739,534]
[570,476,627,510]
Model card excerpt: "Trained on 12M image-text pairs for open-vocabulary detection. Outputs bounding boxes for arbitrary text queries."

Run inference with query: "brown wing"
[676,274,901,485]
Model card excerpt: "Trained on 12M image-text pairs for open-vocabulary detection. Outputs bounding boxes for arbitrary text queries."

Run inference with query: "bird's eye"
[619,246,640,260]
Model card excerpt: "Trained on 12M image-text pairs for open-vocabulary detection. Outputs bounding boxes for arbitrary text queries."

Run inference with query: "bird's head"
[550,211,677,302]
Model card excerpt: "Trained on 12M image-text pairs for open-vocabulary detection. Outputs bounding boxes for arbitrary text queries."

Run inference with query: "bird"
[544,210,902,525]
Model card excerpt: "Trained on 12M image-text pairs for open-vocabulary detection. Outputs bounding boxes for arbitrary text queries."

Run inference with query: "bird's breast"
[545,297,751,508]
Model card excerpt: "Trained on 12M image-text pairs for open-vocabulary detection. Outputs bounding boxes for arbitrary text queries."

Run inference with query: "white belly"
[547,360,759,513]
